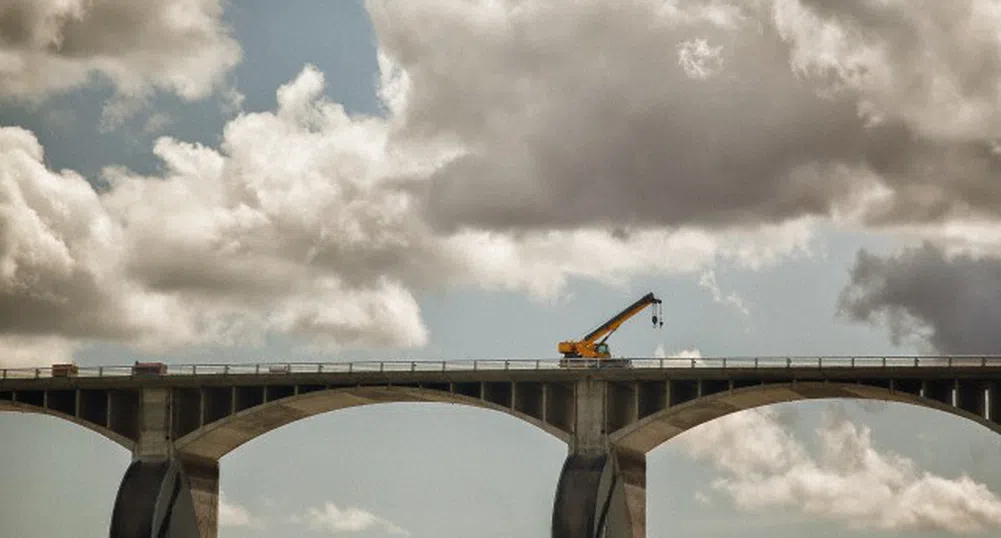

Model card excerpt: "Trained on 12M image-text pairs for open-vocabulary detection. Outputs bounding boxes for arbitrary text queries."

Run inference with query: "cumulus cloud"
[299,502,408,536]
[0,59,818,366]
[679,405,1001,533]
[0,0,241,120]
[0,126,183,350]
[839,243,1001,354]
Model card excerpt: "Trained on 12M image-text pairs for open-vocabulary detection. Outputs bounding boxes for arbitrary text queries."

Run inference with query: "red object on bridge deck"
[132,362,167,376]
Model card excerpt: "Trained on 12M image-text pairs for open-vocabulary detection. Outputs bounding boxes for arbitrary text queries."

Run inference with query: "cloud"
[0,126,183,354]
[8,0,1001,361]
[0,336,78,369]
[775,0,1001,142]
[654,345,702,359]
[679,404,1001,533]
[300,502,408,536]
[838,242,1001,354]
[366,0,1001,234]
[0,60,818,365]
[0,0,241,117]
[698,270,749,316]
[218,492,262,528]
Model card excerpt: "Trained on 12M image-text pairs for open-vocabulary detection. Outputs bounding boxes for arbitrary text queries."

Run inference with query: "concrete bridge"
[3,356,1001,538]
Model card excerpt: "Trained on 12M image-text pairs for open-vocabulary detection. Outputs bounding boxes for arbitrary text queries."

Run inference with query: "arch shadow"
[175,385,570,461]
[611,382,1001,456]
[0,401,135,451]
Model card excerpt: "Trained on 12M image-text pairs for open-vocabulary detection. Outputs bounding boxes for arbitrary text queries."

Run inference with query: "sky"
[3,0,1001,536]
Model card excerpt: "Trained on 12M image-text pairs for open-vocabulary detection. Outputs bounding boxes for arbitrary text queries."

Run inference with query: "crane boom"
[558,292,663,364]
[581,292,661,345]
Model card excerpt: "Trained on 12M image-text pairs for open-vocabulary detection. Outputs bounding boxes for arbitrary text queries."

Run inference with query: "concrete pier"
[553,379,646,538]
[109,388,217,538]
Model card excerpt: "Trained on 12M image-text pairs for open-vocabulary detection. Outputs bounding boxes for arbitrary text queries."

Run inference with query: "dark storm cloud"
[839,242,1001,354]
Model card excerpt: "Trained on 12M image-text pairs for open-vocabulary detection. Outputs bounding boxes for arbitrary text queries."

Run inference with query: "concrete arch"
[175,385,570,462]
[0,401,135,451]
[611,381,1001,456]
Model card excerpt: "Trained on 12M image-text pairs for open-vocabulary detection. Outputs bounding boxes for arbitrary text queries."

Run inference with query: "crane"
[558,292,664,368]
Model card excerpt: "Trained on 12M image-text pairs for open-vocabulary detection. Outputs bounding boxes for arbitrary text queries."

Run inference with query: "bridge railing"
[2,356,1001,380]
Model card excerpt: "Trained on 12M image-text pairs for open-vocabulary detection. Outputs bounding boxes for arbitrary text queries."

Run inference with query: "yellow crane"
[558,292,663,367]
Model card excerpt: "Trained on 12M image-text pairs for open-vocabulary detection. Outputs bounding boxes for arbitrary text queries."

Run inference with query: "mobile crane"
[558,292,664,368]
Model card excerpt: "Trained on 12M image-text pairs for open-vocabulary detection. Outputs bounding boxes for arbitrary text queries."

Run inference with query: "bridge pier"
[553,379,646,538]
[110,388,218,538]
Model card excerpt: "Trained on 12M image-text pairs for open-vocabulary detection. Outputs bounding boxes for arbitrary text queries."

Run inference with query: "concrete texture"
[611,381,1001,457]
[175,386,570,461]
[136,388,173,458]
[552,454,607,538]
[109,458,201,538]
[182,459,219,538]
[551,451,645,538]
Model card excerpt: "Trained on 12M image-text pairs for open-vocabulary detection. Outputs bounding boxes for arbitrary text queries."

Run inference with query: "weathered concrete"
[0,399,135,450]
[571,379,606,456]
[109,458,201,538]
[136,388,173,458]
[182,458,219,538]
[611,381,1001,456]
[175,386,570,461]
[110,388,218,538]
[554,380,645,538]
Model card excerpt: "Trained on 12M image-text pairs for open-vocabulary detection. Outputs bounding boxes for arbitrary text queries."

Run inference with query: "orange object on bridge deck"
[51,363,79,377]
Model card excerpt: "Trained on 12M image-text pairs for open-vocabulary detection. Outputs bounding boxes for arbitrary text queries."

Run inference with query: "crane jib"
[580,292,660,344]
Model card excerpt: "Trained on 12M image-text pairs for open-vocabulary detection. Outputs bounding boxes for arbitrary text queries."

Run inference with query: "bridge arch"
[175,385,571,462]
[611,381,1001,456]
[0,400,135,450]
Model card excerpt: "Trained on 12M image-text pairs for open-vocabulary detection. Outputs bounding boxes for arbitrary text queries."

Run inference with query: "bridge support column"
[552,379,646,538]
[109,388,218,538]
[182,458,220,538]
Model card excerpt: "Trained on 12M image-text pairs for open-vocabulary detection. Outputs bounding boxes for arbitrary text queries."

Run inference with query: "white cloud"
[698,270,750,316]
[654,345,702,359]
[677,38,724,79]
[302,502,408,536]
[0,336,78,369]
[0,0,241,122]
[218,492,262,528]
[678,405,1001,533]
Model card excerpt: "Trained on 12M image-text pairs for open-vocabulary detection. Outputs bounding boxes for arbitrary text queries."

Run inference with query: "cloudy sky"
[3,0,1001,536]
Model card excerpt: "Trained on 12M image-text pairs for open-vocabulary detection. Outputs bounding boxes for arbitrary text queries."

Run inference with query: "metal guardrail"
[2,356,1001,381]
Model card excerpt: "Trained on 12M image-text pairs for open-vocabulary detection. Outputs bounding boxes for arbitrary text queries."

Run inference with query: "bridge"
[3,356,1001,538]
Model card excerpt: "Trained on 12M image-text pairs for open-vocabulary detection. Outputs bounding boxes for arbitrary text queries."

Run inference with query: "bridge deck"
[3,357,1000,390]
